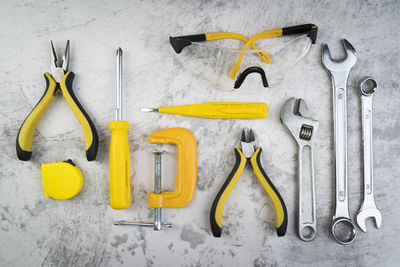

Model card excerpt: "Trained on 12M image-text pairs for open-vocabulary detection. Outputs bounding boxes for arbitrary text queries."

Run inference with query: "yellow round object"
[41,160,83,200]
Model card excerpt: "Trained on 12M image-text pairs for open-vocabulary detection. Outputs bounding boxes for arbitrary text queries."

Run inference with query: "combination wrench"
[356,77,382,232]
[322,39,357,244]
[281,97,319,241]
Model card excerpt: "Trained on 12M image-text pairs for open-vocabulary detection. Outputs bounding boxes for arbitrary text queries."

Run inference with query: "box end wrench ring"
[356,77,382,232]
[281,97,319,241]
[322,39,357,245]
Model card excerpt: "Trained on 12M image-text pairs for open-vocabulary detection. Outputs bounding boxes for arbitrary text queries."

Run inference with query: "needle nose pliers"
[16,41,98,161]
[210,129,287,237]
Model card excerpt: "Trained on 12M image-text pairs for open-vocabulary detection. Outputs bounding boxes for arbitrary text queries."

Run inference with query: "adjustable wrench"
[281,97,319,241]
[322,39,357,244]
[356,77,382,232]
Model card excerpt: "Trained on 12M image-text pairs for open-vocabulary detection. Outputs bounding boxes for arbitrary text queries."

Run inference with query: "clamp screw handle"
[113,151,172,230]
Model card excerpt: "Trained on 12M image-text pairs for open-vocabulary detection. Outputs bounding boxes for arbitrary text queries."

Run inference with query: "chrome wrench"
[281,97,319,241]
[356,77,382,232]
[322,39,357,244]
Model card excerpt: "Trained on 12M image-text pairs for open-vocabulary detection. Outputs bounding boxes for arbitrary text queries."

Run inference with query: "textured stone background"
[1,0,399,266]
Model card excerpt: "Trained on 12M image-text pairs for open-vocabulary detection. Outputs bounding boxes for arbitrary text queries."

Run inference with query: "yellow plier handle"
[16,73,57,160]
[60,72,98,161]
[250,147,288,236]
[210,148,246,237]
[16,72,98,161]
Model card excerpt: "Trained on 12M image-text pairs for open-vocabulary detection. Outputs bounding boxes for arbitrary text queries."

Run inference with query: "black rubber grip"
[64,72,99,161]
[282,24,315,35]
[255,148,288,236]
[282,23,318,44]
[170,34,206,54]
[16,74,52,161]
[16,143,31,161]
[234,66,268,89]
[210,148,243,237]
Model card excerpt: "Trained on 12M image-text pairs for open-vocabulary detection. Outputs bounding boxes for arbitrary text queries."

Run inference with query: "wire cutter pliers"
[210,129,288,237]
[16,41,98,161]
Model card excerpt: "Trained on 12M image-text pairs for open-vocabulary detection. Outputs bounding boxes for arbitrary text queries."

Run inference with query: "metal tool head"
[330,217,357,245]
[116,47,123,121]
[322,39,357,72]
[280,97,319,143]
[359,77,377,96]
[356,208,382,233]
[50,40,70,83]
[240,128,256,158]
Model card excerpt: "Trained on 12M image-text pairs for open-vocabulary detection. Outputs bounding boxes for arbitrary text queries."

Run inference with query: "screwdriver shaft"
[116,48,123,121]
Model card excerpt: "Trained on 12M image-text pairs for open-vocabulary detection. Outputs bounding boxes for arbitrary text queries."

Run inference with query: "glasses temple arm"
[169,32,271,64]
[282,24,318,44]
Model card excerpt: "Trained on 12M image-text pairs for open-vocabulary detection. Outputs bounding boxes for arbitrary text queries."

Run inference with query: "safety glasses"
[170,24,318,91]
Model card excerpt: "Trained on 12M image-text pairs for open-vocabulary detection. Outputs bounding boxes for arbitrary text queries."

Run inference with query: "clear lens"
[176,40,240,91]
[257,34,312,86]
[173,34,312,90]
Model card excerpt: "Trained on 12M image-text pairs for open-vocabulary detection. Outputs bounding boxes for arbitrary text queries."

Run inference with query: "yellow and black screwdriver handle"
[16,72,99,161]
[210,147,288,237]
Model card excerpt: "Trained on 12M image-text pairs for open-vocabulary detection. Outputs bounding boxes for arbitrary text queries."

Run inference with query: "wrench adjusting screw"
[299,124,313,141]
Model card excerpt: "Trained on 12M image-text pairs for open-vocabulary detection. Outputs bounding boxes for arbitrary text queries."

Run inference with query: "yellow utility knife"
[16,41,98,161]
[142,102,267,119]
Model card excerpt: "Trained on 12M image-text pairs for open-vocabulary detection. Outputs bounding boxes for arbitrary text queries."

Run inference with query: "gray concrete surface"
[1,0,399,266]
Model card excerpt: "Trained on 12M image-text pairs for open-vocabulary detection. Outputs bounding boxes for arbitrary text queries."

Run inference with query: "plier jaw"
[50,40,70,83]
[240,128,256,158]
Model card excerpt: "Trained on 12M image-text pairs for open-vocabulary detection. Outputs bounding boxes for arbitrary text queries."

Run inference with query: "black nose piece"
[234,66,269,89]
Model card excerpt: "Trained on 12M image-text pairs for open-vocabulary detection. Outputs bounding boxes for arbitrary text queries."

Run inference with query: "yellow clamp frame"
[148,127,198,209]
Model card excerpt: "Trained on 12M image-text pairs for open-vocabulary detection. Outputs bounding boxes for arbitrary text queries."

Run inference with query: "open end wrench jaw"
[322,39,357,72]
[356,208,382,232]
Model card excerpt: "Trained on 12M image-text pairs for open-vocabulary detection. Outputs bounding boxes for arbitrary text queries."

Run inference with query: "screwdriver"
[109,48,131,209]
[141,102,267,119]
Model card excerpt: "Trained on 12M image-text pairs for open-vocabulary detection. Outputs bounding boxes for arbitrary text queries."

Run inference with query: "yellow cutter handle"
[60,71,99,161]
[250,147,287,236]
[159,102,267,119]
[16,73,57,161]
[109,121,131,209]
[210,148,246,237]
